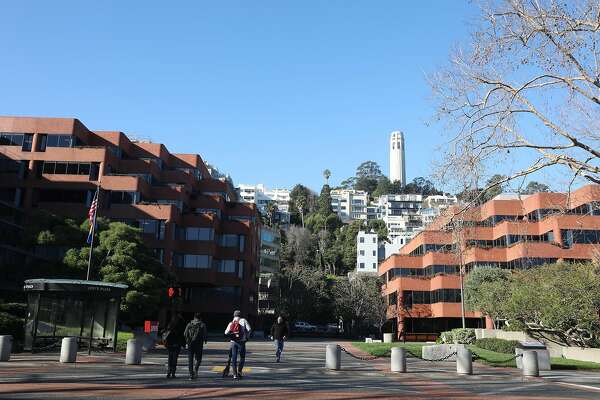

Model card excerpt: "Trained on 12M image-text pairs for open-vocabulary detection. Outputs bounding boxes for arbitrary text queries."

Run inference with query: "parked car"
[293,321,317,332]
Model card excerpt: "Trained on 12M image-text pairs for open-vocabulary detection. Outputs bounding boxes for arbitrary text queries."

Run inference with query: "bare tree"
[431,0,600,200]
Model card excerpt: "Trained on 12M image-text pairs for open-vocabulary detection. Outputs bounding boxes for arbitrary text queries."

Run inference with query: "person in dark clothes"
[270,316,289,362]
[163,314,185,379]
[184,313,208,380]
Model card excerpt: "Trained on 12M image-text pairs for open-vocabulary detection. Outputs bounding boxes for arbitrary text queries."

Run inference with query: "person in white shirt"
[224,310,252,379]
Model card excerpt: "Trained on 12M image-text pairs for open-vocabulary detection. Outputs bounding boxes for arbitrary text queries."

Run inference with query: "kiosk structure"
[23,279,127,351]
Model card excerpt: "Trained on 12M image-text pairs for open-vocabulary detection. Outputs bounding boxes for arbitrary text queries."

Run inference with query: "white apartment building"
[236,184,291,224]
[421,194,458,228]
[330,189,372,223]
[356,230,379,273]
[377,194,424,243]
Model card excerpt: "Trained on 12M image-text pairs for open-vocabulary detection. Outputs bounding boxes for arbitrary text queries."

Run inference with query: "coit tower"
[389,131,406,186]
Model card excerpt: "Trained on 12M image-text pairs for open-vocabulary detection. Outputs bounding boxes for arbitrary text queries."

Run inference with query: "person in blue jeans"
[224,310,251,379]
[270,316,289,362]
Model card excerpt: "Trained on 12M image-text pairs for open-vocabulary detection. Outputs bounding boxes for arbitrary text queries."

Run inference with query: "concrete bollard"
[125,339,142,365]
[391,347,407,373]
[0,335,12,361]
[60,337,78,363]
[456,347,472,375]
[522,351,539,377]
[325,344,341,370]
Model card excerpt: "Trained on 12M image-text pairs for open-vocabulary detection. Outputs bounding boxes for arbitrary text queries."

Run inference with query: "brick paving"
[0,339,599,399]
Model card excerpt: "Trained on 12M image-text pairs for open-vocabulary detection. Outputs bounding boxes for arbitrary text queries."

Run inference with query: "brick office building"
[0,116,261,326]
[379,185,600,339]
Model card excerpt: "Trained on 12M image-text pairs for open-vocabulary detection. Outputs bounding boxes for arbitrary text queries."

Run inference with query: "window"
[45,134,76,148]
[175,254,211,269]
[359,262,365,269]
[216,259,237,273]
[372,250,376,256]
[41,161,93,176]
[38,189,88,203]
[238,261,244,279]
[372,263,376,269]
[22,134,33,151]
[153,248,164,263]
[373,237,376,243]
[360,250,365,256]
[359,237,364,243]
[138,219,166,239]
[178,227,214,241]
[0,133,24,146]
[110,191,137,204]
[0,159,22,173]
[219,234,246,251]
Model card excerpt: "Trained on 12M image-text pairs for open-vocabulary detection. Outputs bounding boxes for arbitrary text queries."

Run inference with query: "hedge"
[474,338,520,354]
[0,311,24,342]
[440,328,476,344]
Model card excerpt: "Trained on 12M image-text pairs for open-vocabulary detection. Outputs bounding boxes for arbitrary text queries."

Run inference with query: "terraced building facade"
[0,116,261,326]
[379,185,600,339]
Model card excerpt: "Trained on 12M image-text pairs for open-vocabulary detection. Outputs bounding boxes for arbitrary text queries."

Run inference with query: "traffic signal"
[168,286,182,298]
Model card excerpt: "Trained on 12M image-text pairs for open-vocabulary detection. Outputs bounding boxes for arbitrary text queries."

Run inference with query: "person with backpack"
[184,313,207,380]
[163,314,185,379]
[224,310,251,379]
[270,316,289,362]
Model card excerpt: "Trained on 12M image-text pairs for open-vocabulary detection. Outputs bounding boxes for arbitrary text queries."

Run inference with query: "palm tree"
[295,198,306,228]
[265,201,278,227]
[323,169,331,185]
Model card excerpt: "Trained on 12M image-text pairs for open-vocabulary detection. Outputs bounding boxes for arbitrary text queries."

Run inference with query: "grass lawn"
[351,342,426,358]
[352,342,600,371]
[116,331,134,352]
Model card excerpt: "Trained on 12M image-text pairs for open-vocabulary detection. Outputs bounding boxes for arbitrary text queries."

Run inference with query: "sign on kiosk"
[144,320,159,334]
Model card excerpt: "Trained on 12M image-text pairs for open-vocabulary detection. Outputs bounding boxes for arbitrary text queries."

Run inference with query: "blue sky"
[0,1,478,191]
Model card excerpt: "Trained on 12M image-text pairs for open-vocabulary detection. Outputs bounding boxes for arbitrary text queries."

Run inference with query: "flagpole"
[86,185,100,281]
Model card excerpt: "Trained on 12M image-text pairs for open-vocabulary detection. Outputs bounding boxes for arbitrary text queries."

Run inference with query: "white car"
[293,321,317,332]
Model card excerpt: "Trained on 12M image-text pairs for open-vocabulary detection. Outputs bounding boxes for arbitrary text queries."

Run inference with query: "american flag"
[87,190,99,244]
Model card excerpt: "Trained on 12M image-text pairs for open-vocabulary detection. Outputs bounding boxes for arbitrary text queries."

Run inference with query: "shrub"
[0,311,24,342]
[0,303,27,318]
[474,338,520,354]
[439,328,476,344]
[451,328,476,344]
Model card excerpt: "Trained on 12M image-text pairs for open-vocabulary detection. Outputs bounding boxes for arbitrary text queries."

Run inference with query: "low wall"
[474,329,530,341]
[474,329,600,364]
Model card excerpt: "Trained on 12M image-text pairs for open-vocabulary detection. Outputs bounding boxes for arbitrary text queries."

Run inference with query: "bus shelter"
[23,279,128,351]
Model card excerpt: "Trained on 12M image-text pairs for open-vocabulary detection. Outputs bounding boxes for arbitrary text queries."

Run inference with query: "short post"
[0,335,12,361]
[522,351,539,377]
[60,337,78,363]
[390,347,406,373]
[456,347,472,375]
[383,333,394,344]
[325,344,341,370]
[125,339,142,365]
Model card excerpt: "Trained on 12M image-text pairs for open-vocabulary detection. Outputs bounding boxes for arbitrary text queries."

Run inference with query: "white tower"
[389,131,406,186]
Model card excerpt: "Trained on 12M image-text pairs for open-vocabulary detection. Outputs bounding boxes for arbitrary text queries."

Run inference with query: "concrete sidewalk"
[0,340,599,399]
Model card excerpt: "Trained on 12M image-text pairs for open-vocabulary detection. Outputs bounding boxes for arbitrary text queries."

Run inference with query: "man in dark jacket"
[270,316,289,362]
[164,314,185,379]
[184,313,207,380]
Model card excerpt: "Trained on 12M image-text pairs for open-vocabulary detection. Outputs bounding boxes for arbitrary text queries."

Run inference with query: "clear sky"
[0,1,478,191]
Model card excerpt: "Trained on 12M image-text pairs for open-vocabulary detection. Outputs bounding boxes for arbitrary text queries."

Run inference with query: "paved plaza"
[1,339,600,399]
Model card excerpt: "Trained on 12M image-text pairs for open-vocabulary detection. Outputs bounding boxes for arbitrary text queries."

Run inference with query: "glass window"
[79,163,90,176]
[37,134,47,151]
[67,163,79,175]
[22,134,33,151]
[42,162,55,174]
[54,162,67,174]
[217,259,236,273]
[181,254,211,269]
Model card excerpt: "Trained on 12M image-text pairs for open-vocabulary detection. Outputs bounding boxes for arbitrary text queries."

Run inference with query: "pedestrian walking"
[224,310,251,379]
[163,314,185,379]
[270,316,289,362]
[184,313,207,380]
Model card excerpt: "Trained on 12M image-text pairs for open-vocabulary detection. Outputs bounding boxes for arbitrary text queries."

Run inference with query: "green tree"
[317,184,334,216]
[464,268,511,329]
[264,201,278,227]
[504,263,600,347]
[63,221,172,328]
[522,181,550,195]
[289,184,316,226]
[367,219,388,242]
[356,161,383,179]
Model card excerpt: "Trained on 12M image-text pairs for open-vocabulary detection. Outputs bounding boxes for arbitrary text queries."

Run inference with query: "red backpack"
[229,320,246,342]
